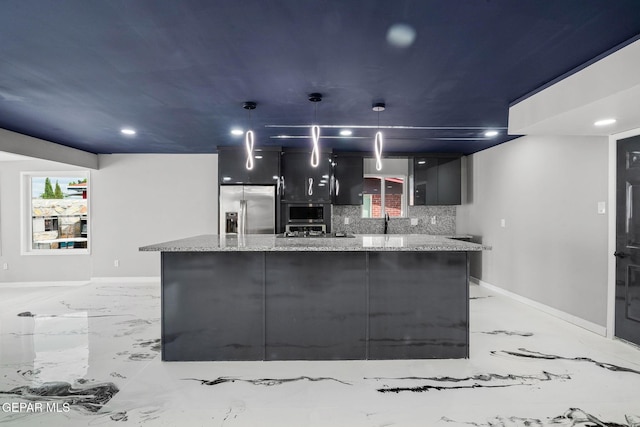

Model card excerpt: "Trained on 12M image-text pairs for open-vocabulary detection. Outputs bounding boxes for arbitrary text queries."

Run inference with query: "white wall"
[91,154,218,278]
[0,154,218,282]
[457,135,609,327]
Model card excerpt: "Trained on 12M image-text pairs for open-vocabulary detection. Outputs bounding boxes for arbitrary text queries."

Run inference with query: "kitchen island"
[140,234,490,361]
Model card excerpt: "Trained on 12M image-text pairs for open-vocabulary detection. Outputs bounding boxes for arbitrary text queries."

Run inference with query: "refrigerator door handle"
[239,199,247,235]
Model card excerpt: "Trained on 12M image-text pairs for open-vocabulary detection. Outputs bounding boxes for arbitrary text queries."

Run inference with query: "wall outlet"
[430,216,437,225]
[597,201,606,214]
[344,217,350,225]
[411,218,418,226]
[114,259,120,268]
[2,263,7,270]
[500,219,506,228]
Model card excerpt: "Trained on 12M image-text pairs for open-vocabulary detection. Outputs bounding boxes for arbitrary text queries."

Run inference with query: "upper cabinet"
[218,147,280,185]
[333,153,363,205]
[219,146,461,206]
[281,150,332,202]
[413,156,461,205]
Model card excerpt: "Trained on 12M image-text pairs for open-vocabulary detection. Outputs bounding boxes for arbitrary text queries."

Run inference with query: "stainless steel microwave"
[286,203,326,223]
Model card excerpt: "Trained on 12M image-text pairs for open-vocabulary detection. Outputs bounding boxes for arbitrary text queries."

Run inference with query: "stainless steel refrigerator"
[219,185,276,234]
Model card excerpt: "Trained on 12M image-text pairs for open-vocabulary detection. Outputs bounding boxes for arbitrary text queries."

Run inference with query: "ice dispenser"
[225,212,238,234]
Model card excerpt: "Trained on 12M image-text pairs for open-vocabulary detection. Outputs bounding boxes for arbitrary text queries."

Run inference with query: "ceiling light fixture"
[309,93,322,168]
[484,130,498,137]
[120,128,136,136]
[594,118,616,127]
[231,128,244,136]
[340,129,353,136]
[386,23,417,48]
[243,101,257,170]
[373,102,385,171]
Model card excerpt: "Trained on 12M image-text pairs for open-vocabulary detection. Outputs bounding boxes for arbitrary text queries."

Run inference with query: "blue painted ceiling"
[1,1,640,155]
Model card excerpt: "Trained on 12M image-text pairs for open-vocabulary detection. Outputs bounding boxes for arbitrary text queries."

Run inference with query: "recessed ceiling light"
[417,160,426,165]
[484,130,498,137]
[340,129,353,136]
[254,155,263,159]
[230,128,244,136]
[386,23,417,48]
[120,128,136,136]
[594,118,616,127]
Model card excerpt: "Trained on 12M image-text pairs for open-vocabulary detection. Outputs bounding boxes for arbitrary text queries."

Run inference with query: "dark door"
[615,135,640,346]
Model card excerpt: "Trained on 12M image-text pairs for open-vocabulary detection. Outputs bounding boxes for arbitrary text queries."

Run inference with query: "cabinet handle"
[308,177,313,196]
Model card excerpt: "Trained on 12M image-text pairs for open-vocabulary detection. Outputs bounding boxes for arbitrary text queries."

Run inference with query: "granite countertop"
[139,234,491,252]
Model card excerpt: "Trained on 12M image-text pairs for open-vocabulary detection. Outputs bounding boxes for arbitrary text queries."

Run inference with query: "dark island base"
[161,251,469,361]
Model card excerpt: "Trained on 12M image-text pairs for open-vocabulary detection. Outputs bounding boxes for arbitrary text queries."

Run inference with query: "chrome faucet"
[384,212,390,234]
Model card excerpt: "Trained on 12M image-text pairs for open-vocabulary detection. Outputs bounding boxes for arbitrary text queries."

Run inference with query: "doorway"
[615,134,640,346]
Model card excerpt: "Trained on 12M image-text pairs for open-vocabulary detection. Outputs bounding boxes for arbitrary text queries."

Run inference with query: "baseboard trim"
[471,276,607,337]
[0,280,90,288]
[90,276,160,283]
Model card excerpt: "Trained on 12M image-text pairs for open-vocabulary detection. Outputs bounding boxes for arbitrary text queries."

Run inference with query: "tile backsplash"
[331,205,456,235]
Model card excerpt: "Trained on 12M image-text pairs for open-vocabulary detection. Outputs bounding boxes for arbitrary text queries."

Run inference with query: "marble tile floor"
[0,280,639,426]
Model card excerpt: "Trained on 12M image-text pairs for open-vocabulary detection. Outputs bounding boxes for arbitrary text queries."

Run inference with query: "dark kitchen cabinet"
[218,147,246,184]
[265,252,367,360]
[368,252,468,359]
[162,252,265,361]
[414,156,461,205]
[248,150,280,184]
[217,147,280,185]
[333,154,363,205]
[281,151,332,202]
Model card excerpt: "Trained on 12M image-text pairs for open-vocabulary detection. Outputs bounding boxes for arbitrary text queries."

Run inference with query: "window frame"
[20,171,91,256]
[362,173,408,218]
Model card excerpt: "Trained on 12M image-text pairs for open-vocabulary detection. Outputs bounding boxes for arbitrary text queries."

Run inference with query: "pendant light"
[308,93,322,168]
[373,102,385,171]
[243,101,257,170]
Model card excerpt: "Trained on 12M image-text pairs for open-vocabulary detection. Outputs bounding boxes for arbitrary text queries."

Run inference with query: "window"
[22,172,90,254]
[362,175,407,218]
